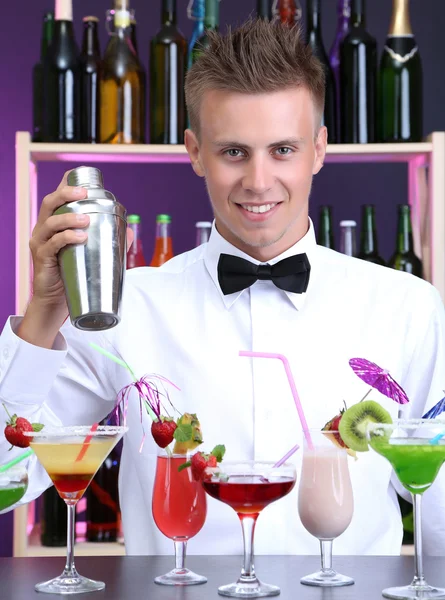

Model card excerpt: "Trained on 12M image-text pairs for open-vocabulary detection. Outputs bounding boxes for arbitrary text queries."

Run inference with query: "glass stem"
[239,515,258,581]
[412,493,427,586]
[63,504,78,577]
[320,539,335,575]
[174,540,187,572]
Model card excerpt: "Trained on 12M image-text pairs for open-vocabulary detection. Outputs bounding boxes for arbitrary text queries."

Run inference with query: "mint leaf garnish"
[32,423,44,432]
[173,423,192,442]
[211,444,226,462]
[177,460,191,472]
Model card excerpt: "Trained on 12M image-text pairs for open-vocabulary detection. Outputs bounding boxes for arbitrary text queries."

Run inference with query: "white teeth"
[241,203,277,214]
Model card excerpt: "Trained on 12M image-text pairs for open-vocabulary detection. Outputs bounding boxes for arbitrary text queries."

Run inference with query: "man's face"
[185,87,327,261]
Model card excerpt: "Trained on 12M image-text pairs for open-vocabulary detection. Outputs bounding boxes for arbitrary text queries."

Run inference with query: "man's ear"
[185,128,205,177]
[313,125,327,175]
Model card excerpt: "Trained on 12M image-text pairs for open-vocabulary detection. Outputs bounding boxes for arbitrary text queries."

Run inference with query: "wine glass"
[0,464,28,511]
[25,425,127,594]
[298,429,354,586]
[367,419,445,600]
[152,448,207,585]
[202,460,296,597]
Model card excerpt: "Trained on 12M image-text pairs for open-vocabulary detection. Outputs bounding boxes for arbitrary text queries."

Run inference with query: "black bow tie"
[217,253,311,296]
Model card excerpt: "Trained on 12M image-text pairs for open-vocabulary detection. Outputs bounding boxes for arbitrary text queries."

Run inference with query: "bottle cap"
[128,214,141,224]
[156,214,171,224]
[340,220,357,227]
[195,221,212,228]
[83,15,99,22]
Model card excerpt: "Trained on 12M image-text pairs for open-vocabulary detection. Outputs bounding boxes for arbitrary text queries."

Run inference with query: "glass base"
[154,567,207,586]
[35,573,105,595]
[218,577,280,598]
[382,585,445,599]
[300,569,354,588]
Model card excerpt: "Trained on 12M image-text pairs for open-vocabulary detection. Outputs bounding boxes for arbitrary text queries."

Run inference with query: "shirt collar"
[204,219,317,311]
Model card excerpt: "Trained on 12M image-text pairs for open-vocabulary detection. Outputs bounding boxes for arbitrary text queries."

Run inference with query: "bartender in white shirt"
[1,19,445,556]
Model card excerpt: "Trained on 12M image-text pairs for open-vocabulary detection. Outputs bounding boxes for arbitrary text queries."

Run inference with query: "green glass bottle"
[150,0,187,144]
[379,0,422,143]
[317,206,335,249]
[191,0,219,63]
[358,205,386,265]
[33,11,54,142]
[388,204,423,277]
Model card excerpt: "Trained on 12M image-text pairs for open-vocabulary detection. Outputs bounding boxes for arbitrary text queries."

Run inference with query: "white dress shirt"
[1,219,445,556]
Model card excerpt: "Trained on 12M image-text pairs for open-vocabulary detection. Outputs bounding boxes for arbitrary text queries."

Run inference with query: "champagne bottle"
[32,11,54,142]
[340,0,377,144]
[150,0,187,145]
[191,0,219,63]
[42,0,80,142]
[275,0,302,25]
[306,0,337,143]
[257,0,272,20]
[358,204,386,265]
[187,0,205,70]
[79,16,101,143]
[379,0,422,143]
[100,0,146,144]
[388,204,423,277]
[317,205,335,249]
[339,220,357,257]
[329,0,351,138]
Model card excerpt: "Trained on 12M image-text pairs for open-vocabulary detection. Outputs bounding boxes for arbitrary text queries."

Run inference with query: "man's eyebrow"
[211,137,305,149]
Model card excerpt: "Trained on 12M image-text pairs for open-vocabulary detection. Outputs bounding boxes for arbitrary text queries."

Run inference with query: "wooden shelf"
[26,139,433,165]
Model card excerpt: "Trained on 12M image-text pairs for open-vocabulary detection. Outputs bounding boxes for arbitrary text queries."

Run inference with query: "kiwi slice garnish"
[339,400,392,452]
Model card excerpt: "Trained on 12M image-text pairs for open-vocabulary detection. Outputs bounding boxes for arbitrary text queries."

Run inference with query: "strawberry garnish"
[3,404,44,449]
[322,403,356,458]
[151,417,177,449]
[179,445,226,480]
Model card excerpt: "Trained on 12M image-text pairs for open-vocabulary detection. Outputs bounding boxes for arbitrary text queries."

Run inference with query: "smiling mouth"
[237,203,280,214]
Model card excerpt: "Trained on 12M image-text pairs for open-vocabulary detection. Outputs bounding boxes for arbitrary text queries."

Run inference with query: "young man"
[1,20,444,556]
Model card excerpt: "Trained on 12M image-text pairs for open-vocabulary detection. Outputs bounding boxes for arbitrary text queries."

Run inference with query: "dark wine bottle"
[358,204,386,265]
[257,0,272,20]
[306,0,337,143]
[317,205,335,249]
[388,204,423,277]
[340,0,377,144]
[129,9,139,56]
[40,486,71,547]
[379,0,422,143]
[32,11,54,142]
[329,0,351,139]
[150,0,187,144]
[79,16,101,143]
[191,0,219,63]
[42,0,80,142]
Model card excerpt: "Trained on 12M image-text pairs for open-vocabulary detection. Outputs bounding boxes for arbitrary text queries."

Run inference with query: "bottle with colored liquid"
[195,221,212,246]
[274,0,302,25]
[317,206,335,249]
[32,11,54,142]
[150,214,174,267]
[150,0,187,144]
[187,0,204,70]
[127,214,147,268]
[79,16,101,143]
[357,205,386,265]
[379,0,422,143]
[306,0,337,143]
[388,204,423,277]
[191,0,219,63]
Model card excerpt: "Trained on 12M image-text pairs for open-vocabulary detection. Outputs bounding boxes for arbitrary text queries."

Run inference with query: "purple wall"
[0,0,444,556]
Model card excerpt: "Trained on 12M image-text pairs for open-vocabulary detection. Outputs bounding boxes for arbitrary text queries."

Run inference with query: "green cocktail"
[0,465,28,512]
[369,437,445,494]
[367,420,445,600]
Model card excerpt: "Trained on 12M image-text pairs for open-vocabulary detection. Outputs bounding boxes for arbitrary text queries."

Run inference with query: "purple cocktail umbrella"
[349,358,409,405]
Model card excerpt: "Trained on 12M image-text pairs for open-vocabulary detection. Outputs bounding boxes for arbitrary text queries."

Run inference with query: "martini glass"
[202,460,296,598]
[0,464,28,511]
[25,425,127,595]
[152,448,207,585]
[298,430,354,587]
[367,419,445,600]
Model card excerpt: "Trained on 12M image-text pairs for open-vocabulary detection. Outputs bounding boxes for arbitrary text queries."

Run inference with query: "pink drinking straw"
[239,351,314,454]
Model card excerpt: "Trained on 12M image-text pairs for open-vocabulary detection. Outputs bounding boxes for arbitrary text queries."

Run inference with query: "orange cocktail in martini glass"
[25,425,127,595]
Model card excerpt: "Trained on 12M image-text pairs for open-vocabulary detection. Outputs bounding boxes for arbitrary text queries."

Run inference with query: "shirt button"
[2,348,9,360]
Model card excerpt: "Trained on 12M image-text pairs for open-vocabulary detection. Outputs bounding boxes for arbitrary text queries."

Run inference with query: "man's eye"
[275,147,293,156]
[225,149,244,158]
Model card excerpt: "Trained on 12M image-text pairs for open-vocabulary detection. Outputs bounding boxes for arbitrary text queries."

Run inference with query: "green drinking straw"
[0,448,33,473]
[89,342,157,421]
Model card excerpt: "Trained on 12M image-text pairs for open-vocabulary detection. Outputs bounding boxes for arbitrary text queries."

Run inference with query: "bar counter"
[0,555,443,599]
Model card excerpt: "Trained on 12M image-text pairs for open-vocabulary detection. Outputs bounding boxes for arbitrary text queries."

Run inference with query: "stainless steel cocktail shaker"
[54,166,127,331]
